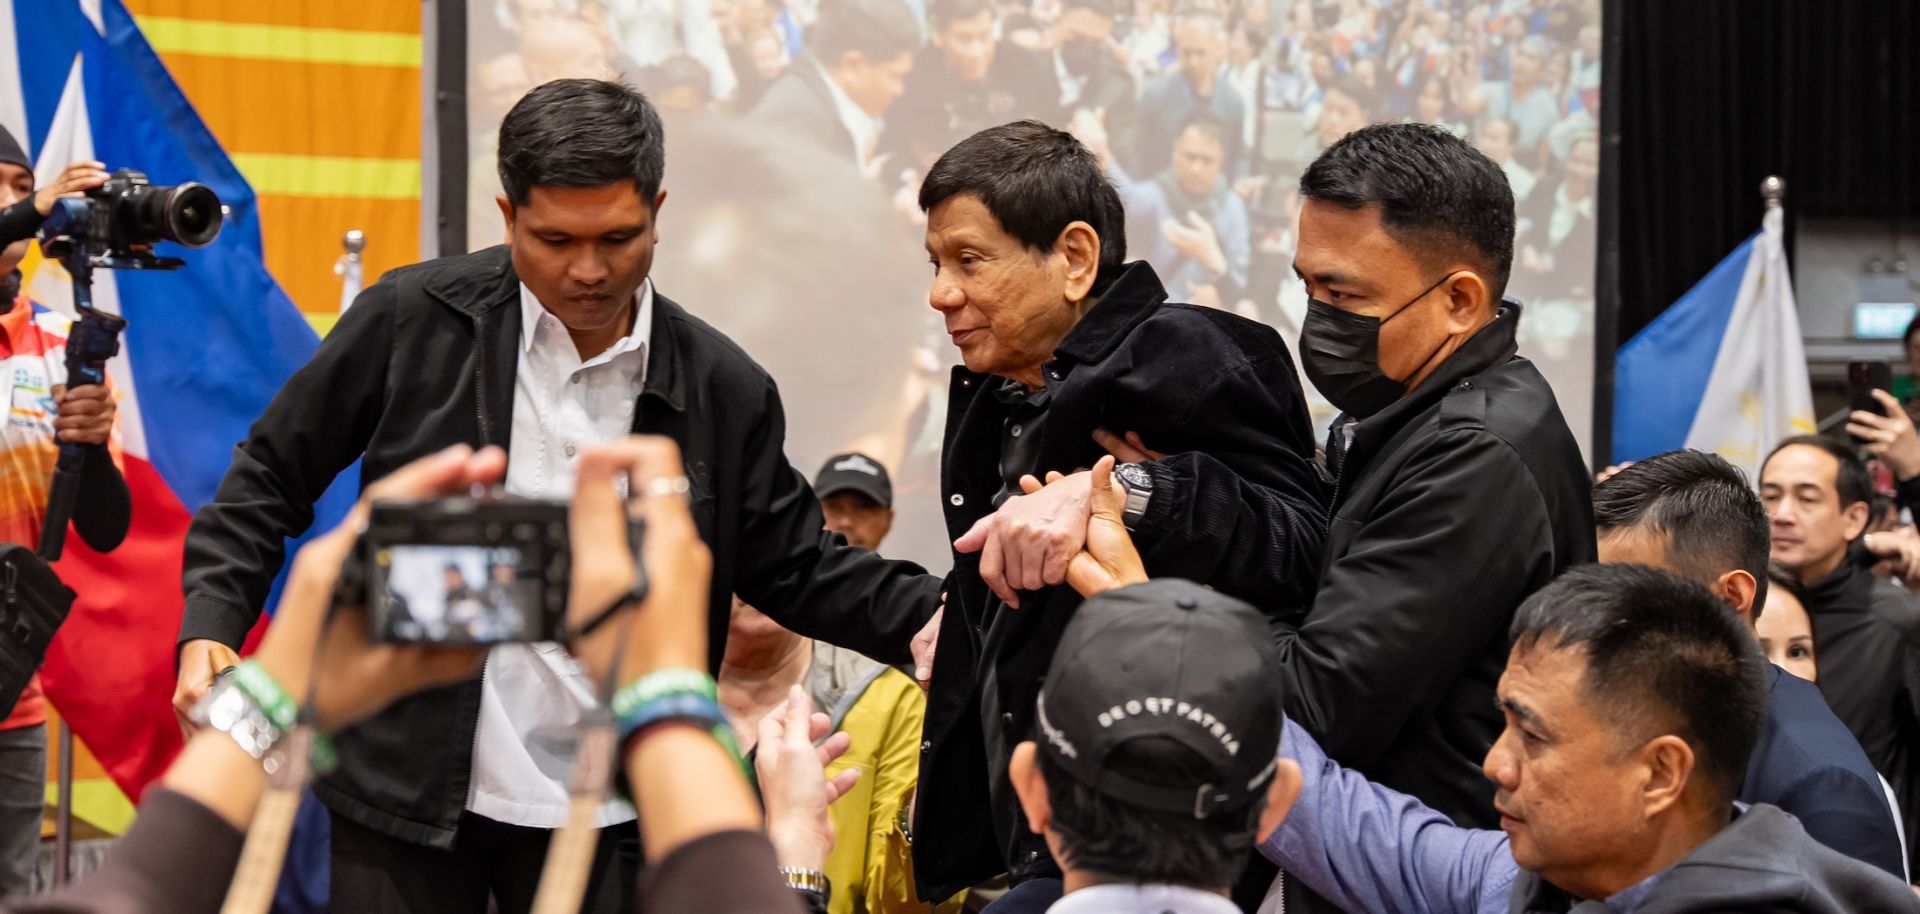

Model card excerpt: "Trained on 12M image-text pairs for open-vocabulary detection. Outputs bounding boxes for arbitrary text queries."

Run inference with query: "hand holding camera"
[249,444,507,731]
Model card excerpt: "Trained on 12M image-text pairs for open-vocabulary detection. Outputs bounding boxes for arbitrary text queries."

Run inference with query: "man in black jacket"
[1761,434,1920,866]
[747,0,918,173]
[1001,124,1592,851]
[907,120,1325,907]
[174,80,939,913]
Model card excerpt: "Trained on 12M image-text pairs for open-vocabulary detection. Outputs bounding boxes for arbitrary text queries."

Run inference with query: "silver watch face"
[1116,463,1152,490]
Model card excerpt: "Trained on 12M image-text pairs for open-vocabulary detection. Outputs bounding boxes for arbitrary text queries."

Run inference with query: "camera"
[360,494,573,645]
[39,168,223,270]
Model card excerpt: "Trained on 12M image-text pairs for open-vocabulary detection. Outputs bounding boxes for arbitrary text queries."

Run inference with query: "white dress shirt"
[1048,883,1242,914]
[465,279,654,829]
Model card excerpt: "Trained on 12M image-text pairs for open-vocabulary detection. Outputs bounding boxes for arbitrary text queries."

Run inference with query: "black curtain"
[1614,0,1920,344]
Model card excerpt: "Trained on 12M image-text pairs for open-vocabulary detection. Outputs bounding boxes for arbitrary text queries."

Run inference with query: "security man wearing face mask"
[1284,124,1594,826]
[1106,124,1593,891]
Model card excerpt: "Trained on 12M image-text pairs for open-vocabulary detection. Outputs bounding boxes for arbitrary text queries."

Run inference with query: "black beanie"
[0,126,28,173]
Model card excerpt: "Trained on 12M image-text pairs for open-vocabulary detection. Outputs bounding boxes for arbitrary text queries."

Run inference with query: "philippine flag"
[1,0,357,800]
[1612,204,1818,481]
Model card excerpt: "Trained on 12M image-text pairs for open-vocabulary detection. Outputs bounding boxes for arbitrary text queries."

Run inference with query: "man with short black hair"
[1594,451,1903,878]
[178,79,942,913]
[910,119,1325,909]
[1762,434,1920,864]
[1490,564,1910,911]
[749,0,920,172]
[1006,579,1302,914]
[999,126,1592,875]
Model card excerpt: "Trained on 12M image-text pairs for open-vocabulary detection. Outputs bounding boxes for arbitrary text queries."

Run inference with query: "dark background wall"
[1614,0,1920,342]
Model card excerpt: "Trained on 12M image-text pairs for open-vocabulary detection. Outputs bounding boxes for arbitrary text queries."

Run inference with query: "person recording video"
[4,439,824,914]
[0,125,130,901]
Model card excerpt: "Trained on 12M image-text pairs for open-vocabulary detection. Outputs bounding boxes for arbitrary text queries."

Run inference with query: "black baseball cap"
[813,452,892,508]
[1035,579,1284,819]
[0,126,28,174]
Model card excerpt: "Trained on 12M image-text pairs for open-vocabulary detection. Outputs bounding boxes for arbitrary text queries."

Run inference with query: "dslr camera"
[40,168,223,270]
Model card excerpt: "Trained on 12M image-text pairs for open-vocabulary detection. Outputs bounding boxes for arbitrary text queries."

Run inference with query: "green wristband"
[231,660,338,775]
[610,668,717,720]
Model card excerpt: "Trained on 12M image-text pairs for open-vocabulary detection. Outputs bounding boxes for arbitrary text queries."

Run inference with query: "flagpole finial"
[342,229,366,255]
[1761,176,1786,210]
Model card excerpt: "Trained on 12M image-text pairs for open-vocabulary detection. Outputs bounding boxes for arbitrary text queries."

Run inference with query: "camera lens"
[160,183,222,248]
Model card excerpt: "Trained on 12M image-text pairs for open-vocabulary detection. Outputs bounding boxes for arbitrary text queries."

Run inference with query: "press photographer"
[0,125,129,901]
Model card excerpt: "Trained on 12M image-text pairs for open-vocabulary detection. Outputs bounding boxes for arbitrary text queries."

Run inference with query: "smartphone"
[361,494,572,645]
[1849,361,1894,418]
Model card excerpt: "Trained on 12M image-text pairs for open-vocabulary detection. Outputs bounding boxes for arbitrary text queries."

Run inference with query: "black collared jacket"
[912,261,1326,899]
[1290,303,1594,830]
[178,245,939,848]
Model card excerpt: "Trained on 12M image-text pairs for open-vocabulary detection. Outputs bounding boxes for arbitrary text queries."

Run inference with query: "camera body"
[361,494,572,645]
[39,168,222,270]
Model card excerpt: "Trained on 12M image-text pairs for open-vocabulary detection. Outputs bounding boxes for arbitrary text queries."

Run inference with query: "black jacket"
[178,246,940,848]
[1507,805,1920,913]
[1290,303,1592,829]
[1803,552,1920,865]
[912,262,1326,899]
[747,62,860,169]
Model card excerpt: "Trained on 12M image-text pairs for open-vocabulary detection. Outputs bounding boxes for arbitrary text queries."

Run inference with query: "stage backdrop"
[456,0,1604,571]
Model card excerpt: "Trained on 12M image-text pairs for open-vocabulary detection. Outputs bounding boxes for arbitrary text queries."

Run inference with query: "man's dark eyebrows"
[1498,695,1549,734]
[1290,262,1354,287]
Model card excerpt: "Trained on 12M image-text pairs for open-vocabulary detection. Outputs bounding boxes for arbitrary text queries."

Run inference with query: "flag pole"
[53,719,71,886]
[1761,175,1785,211]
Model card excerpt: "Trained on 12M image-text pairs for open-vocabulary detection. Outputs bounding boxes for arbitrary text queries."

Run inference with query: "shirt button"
[1010,424,1023,438]
[950,493,965,506]
[571,375,582,385]
[920,739,931,753]
[564,443,577,457]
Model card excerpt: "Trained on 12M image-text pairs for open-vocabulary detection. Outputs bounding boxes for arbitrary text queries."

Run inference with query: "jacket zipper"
[471,314,493,447]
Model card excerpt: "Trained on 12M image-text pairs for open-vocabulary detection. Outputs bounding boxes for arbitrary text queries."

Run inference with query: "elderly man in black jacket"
[990,123,1594,912]
[906,120,1326,907]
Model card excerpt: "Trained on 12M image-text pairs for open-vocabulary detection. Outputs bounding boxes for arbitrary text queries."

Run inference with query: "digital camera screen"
[374,544,544,644]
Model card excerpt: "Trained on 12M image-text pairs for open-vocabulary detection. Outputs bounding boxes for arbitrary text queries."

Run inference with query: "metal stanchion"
[53,719,72,886]
[334,229,365,314]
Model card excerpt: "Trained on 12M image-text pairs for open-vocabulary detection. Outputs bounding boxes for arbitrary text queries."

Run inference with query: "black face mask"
[1299,273,1454,419]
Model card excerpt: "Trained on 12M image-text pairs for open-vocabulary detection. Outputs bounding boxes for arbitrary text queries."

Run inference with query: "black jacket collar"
[1343,299,1524,448]
[426,245,688,414]
[1052,261,1170,366]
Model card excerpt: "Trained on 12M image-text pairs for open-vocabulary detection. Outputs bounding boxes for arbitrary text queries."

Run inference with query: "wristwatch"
[1114,461,1154,530]
[779,866,831,908]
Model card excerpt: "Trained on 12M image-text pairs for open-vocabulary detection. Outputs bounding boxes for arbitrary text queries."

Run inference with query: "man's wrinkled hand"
[953,471,1097,608]
[1066,456,1148,596]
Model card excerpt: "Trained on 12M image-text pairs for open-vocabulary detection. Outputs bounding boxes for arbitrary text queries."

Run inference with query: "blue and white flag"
[1613,205,1816,480]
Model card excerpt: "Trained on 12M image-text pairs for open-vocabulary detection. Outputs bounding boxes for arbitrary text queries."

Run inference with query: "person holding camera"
[173,80,937,913]
[0,126,129,901]
[10,438,835,913]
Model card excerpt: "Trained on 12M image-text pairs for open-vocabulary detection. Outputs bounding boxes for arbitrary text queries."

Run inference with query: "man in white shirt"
[177,78,941,913]
[1003,578,1301,914]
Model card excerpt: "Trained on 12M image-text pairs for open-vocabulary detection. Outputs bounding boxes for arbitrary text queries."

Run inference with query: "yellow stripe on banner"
[45,779,136,837]
[308,312,342,337]
[137,17,420,68]
[230,153,420,200]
